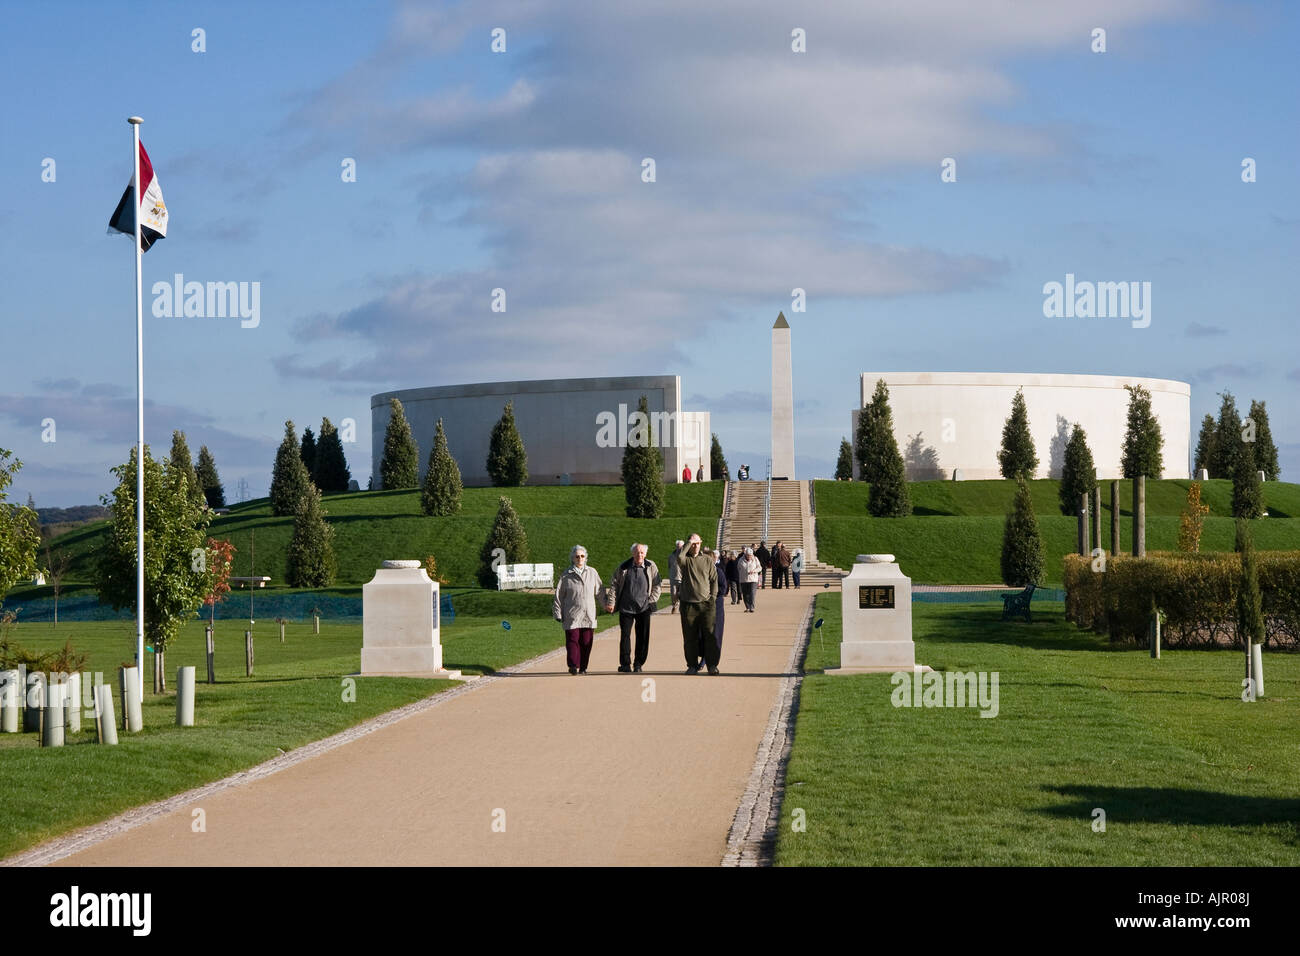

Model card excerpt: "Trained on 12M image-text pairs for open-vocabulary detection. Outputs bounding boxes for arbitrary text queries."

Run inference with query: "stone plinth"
[826,554,930,675]
[362,561,467,679]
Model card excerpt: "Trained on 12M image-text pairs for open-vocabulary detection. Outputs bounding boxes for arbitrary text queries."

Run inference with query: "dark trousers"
[741,582,756,610]
[728,580,740,604]
[619,610,652,668]
[680,600,718,669]
[564,628,594,670]
[760,567,768,588]
[793,571,801,588]
[776,567,790,588]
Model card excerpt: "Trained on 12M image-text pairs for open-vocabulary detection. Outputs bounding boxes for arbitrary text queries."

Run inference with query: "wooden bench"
[1001,583,1036,622]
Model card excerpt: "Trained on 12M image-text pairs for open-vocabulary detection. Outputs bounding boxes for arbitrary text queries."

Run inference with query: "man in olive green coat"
[677,533,720,674]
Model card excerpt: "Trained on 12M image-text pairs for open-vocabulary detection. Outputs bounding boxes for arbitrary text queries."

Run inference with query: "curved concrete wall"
[372,376,711,487]
[851,372,1191,481]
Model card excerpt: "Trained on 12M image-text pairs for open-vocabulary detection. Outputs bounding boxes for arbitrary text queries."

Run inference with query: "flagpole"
[129,115,144,703]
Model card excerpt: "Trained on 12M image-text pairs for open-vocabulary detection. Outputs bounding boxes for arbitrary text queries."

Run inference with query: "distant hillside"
[36,505,109,526]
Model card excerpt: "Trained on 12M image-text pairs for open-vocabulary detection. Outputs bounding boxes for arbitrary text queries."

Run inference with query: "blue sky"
[1,0,1297,506]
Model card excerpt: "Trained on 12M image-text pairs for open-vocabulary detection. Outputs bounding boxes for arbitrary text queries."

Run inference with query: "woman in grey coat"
[553,545,605,674]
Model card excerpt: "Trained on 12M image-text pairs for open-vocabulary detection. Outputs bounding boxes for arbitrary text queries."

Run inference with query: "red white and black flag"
[108,141,168,251]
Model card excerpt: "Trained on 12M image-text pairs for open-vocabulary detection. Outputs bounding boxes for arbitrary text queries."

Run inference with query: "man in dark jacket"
[756,541,771,589]
[774,541,792,589]
[677,534,719,674]
[607,543,662,673]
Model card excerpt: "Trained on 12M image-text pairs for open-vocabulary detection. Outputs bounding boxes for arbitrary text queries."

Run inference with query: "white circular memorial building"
[850,372,1191,481]
[372,376,712,487]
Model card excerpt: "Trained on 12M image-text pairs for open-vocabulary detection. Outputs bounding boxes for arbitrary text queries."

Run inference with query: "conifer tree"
[623,396,665,518]
[486,400,528,487]
[1247,399,1280,481]
[1232,440,1263,519]
[1235,519,1264,652]
[478,496,529,588]
[1192,414,1217,477]
[1210,391,1242,480]
[1000,476,1045,588]
[868,444,912,517]
[1177,482,1209,553]
[169,430,205,509]
[196,445,225,509]
[1120,384,1164,478]
[834,438,854,481]
[421,419,464,516]
[313,418,351,493]
[286,486,336,588]
[710,433,729,482]
[380,398,420,489]
[1058,424,1096,516]
[998,387,1038,479]
[270,421,313,516]
[300,427,317,477]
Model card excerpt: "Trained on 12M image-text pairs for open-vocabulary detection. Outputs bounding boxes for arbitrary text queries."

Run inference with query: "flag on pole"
[108,141,168,251]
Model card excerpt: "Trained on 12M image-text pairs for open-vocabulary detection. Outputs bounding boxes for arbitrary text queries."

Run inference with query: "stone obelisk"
[771,312,795,479]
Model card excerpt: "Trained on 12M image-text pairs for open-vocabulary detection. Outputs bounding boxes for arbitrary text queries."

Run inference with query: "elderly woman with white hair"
[738,546,762,612]
[553,544,606,675]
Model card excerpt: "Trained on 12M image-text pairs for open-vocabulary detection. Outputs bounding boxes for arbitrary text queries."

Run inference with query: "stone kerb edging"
[721,596,815,867]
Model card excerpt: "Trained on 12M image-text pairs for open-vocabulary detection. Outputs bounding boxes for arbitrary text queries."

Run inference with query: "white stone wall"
[851,372,1191,480]
[372,376,712,487]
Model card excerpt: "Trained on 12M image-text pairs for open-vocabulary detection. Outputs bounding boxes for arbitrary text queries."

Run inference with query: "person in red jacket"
[682,463,692,483]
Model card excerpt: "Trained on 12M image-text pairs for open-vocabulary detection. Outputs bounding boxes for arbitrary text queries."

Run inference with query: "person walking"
[775,541,792,589]
[725,550,740,605]
[668,539,684,614]
[695,464,705,482]
[553,545,605,675]
[676,534,719,675]
[756,541,771,589]
[738,546,761,612]
[607,543,661,673]
[712,547,728,667]
[791,548,804,588]
[682,463,692,483]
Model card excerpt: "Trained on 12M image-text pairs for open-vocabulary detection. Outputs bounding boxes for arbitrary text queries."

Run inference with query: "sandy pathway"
[42,587,814,867]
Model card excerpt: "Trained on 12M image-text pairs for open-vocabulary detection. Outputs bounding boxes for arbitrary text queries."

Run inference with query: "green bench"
[1001,583,1036,622]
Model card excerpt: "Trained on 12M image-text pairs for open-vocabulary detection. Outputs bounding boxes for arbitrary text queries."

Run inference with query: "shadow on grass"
[1037,784,1300,835]
[917,610,1132,653]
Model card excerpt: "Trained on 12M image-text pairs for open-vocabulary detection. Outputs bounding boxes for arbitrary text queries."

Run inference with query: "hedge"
[1063,550,1300,650]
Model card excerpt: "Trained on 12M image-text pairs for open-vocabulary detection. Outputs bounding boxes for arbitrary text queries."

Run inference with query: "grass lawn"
[0,591,593,860]
[813,479,1300,584]
[15,483,723,600]
[775,594,1300,866]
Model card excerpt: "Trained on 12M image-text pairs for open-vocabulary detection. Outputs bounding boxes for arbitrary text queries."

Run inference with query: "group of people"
[551,535,806,678]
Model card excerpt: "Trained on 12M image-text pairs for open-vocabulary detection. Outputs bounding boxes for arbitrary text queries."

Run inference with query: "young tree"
[96,445,214,692]
[0,450,42,602]
[421,418,464,516]
[1235,519,1265,666]
[855,379,901,484]
[486,401,528,487]
[299,427,318,477]
[1058,424,1096,516]
[380,397,420,489]
[1192,414,1217,477]
[313,418,352,493]
[195,445,226,509]
[1000,477,1045,588]
[623,395,665,518]
[998,387,1038,479]
[1210,390,1242,480]
[42,541,72,627]
[201,538,236,629]
[169,430,205,509]
[270,421,314,516]
[286,486,337,588]
[1177,482,1210,553]
[1232,440,1263,519]
[478,496,529,588]
[1247,399,1280,482]
[710,433,730,482]
[1120,384,1164,478]
[834,438,854,481]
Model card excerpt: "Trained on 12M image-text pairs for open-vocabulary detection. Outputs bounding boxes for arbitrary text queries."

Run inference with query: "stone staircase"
[719,480,845,586]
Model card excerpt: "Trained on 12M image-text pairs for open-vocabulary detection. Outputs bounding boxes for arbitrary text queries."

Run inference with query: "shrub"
[478,496,529,588]
[286,487,336,588]
[1176,482,1210,553]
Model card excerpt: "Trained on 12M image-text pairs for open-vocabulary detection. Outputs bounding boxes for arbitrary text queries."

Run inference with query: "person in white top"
[737,547,762,612]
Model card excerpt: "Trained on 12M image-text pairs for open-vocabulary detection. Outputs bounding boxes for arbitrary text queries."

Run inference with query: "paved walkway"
[40,587,816,867]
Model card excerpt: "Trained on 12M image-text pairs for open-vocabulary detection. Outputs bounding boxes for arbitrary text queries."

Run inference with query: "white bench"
[496,563,555,591]
[229,576,271,589]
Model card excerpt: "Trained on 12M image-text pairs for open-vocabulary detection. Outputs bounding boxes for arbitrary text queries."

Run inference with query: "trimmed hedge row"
[1063,551,1300,650]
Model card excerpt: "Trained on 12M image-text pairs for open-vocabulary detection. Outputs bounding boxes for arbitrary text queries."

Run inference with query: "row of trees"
[378,398,527,491]
[1193,392,1280,481]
